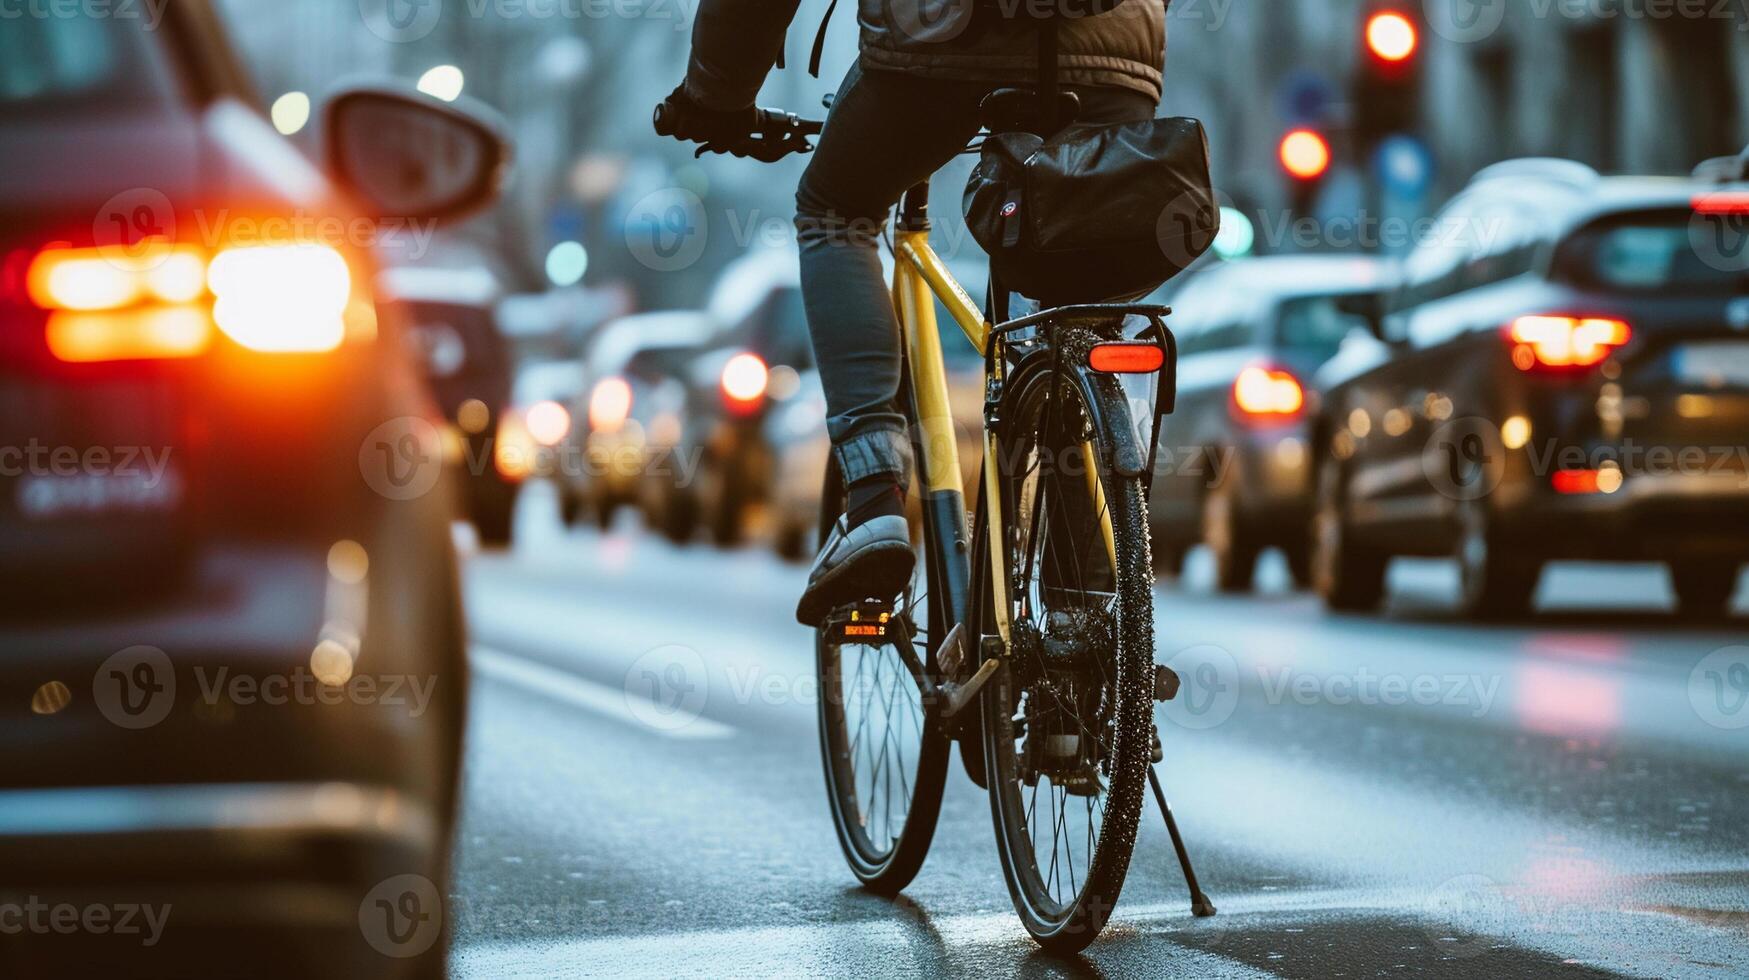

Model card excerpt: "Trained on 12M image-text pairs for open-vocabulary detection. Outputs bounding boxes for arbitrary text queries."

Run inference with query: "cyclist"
[656,0,1167,626]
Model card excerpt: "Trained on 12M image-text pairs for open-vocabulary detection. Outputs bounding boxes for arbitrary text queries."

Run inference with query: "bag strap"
[807,0,839,78]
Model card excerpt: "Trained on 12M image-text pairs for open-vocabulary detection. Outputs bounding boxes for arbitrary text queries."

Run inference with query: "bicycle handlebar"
[652,103,824,162]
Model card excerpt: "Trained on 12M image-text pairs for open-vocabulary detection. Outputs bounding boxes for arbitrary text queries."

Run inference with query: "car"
[0,6,505,975]
[1311,158,1749,619]
[491,359,586,539]
[662,249,815,546]
[1147,256,1392,591]
[765,367,833,559]
[379,266,519,545]
[564,311,717,531]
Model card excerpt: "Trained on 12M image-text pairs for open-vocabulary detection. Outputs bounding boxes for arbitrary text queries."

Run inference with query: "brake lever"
[693,132,815,163]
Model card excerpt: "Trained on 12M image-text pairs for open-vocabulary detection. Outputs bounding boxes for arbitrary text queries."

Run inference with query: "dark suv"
[1312,158,1749,618]
[1149,256,1392,591]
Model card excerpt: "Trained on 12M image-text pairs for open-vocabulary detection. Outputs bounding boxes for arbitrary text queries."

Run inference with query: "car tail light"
[25,241,213,361]
[1088,342,1165,374]
[21,238,358,361]
[721,352,769,414]
[1507,315,1630,370]
[44,308,211,363]
[1232,364,1304,418]
[1692,191,1749,216]
[1552,464,1623,495]
[208,243,351,353]
[524,399,572,446]
[588,377,633,433]
[27,241,206,311]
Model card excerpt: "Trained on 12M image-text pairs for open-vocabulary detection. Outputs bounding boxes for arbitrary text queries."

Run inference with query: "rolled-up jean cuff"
[834,428,912,487]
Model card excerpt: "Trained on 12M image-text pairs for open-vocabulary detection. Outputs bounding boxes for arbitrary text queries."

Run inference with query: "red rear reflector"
[1692,191,1749,216]
[1507,315,1630,370]
[1088,343,1164,374]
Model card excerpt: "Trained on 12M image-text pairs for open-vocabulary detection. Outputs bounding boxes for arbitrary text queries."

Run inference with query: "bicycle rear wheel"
[980,340,1156,952]
[815,459,951,894]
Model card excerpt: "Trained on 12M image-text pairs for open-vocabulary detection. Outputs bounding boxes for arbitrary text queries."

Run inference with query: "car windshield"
[1564,214,1743,293]
[0,12,176,116]
[1275,294,1374,356]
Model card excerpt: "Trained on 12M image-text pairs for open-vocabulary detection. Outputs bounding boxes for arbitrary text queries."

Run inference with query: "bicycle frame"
[889,186,984,659]
[889,182,1173,667]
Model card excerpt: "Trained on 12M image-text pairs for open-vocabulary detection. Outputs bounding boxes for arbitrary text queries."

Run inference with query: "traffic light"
[1279,129,1331,181]
[1365,11,1418,65]
[1354,5,1423,151]
[1279,128,1330,217]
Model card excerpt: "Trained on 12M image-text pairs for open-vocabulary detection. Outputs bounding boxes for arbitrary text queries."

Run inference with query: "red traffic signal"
[1365,11,1418,64]
[1279,129,1331,181]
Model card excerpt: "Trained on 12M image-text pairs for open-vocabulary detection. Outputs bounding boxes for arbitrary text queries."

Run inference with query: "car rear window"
[1275,295,1373,356]
[1561,214,1742,293]
[0,12,176,115]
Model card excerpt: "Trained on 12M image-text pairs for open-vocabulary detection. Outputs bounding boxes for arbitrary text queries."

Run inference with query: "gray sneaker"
[795,514,916,627]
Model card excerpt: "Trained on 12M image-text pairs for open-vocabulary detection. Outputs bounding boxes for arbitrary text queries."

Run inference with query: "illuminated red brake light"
[588,377,633,433]
[21,237,360,361]
[1232,365,1304,418]
[1507,315,1630,370]
[1692,191,1749,216]
[721,352,769,414]
[1088,343,1165,374]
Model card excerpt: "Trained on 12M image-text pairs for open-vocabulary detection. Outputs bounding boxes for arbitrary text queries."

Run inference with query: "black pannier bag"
[963,115,1218,305]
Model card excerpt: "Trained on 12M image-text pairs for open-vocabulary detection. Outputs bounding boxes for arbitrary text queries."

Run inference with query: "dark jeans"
[794,63,1156,487]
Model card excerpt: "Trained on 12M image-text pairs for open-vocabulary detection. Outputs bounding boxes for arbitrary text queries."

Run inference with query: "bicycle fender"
[999,350,1149,481]
[1073,364,1149,480]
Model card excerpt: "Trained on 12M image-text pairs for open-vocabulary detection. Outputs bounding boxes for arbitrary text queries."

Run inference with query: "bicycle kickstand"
[1148,764,1216,918]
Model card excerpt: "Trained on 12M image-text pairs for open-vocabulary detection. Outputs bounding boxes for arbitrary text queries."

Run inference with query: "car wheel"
[774,519,809,561]
[1151,535,1186,578]
[1312,459,1386,612]
[473,489,515,547]
[1202,478,1258,592]
[1454,495,1540,620]
[659,484,701,545]
[594,495,619,531]
[1669,560,1741,619]
[559,488,584,527]
[1283,538,1314,590]
[710,484,745,546]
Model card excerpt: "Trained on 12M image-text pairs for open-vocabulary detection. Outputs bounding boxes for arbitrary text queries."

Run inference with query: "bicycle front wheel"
[980,342,1156,952]
[815,459,951,895]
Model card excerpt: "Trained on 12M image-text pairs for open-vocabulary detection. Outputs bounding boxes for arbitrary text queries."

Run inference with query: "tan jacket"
[683,0,1165,111]
[857,0,1167,102]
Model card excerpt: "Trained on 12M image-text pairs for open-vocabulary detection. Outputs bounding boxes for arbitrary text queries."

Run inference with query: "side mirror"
[322,83,511,225]
[1334,291,1388,342]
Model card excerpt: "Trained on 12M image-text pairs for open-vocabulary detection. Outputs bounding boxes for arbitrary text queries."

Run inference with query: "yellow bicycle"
[657,99,1212,953]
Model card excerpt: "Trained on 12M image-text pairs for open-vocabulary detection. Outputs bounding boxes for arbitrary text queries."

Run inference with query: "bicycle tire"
[979,329,1155,952]
[815,457,951,895]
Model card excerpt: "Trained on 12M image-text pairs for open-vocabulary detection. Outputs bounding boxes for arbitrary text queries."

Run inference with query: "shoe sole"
[795,540,916,627]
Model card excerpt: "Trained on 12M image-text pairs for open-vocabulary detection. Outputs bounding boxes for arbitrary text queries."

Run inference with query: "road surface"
[447,491,1749,978]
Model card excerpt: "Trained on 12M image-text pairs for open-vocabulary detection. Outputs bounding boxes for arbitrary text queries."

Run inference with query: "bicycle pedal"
[825,600,896,645]
[936,622,970,681]
[939,657,1000,721]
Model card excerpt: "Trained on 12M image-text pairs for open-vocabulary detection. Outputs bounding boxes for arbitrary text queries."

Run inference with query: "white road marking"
[453,917,1281,979]
[470,646,735,741]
